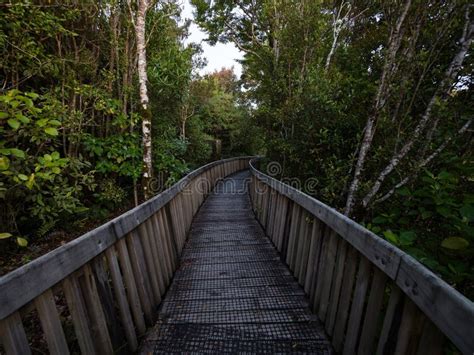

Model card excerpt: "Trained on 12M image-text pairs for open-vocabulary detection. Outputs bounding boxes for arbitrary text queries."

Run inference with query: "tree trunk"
[135,0,153,199]
[361,10,473,208]
[344,0,412,216]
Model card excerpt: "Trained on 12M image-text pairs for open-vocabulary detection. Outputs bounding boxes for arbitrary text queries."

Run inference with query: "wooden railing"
[0,157,252,355]
[249,159,474,355]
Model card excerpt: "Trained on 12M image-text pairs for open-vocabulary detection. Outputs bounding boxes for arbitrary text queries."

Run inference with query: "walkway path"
[139,171,333,353]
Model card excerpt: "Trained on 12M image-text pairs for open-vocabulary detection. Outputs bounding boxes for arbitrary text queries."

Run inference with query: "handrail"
[0,156,253,354]
[249,158,473,354]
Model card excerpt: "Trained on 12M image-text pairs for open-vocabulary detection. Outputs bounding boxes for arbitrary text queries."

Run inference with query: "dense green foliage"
[0,1,249,256]
[193,0,473,297]
[1,0,473,299]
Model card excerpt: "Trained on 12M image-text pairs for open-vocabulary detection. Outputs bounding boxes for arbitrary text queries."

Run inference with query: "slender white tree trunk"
[344,0,412,216]
[362,11,473,207]
[135,0,153,199]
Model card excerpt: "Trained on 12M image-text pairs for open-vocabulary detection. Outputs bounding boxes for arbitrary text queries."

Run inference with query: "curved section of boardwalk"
[140,171,333,353]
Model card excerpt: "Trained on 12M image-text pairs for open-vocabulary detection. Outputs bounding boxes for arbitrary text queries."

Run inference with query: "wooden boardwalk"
[139,171,333,353]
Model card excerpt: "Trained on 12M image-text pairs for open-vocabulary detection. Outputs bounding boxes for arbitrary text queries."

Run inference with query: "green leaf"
[383,230,399,245]
[399,231,416,246]
[15,113,30,124]
[44,127,58,136]
[18,174,28,181]
[26,92,39,99]
[441,237,469,250]
[7,118,20,129]
[26,174,35,189]
[16,237,28,247]
[10,148,25,158]
[48,120,61,126]
[52,167,60,174]
[0,112,8,119]
[0,232,12,239]
[36,119,48,127]
[51,151,60,160]
[0,156,10,171]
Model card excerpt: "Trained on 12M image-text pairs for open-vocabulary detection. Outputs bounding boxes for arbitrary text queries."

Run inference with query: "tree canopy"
[1,0,473,299]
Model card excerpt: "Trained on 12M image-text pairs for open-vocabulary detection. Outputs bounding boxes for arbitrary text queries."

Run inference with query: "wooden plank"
[139,222,163,301]
[80,264,114,354]
[394,299,424,355]
[0,311,31,355]
[155,211,174,277]
[267,190,277,239]
[164,203,180,261]
[416,319,444,355]
[293,210,307,279]
[342,257,371,355]
[125,233,154,324]
[62,275,96,354]
[297,215,312,284]
[312,224,330,311]
[91,256,124,351]
[279,200,293,259]
[115,238,146,335]
[304,219,323,297]
[151,213,172,285]
[318,230,339,321]
[300,216,314,284]
[145,218,166,294]
[286,205,301,269]
[376,285,403,355]
[395,254,474,354]
[357,267,387,355]
[274,195,284,250]
[325,238,348,335]
[105,247,138,351]
[332,246,358,353]
[34,289,69,355]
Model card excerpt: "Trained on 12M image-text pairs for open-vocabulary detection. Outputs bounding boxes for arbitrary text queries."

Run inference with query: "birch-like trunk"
[344,0,412,216]
[361,10,474,208]
[135,0,153,199]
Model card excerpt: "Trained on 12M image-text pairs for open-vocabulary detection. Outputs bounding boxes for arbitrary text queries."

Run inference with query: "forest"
[0,0,473,303]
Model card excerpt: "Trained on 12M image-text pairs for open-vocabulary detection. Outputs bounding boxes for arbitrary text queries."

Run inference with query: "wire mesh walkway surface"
[139,171,333,354]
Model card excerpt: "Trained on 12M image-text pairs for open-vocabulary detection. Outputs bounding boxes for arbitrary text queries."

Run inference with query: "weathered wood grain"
[325,238,348,335]
[332,246,358,352]
[105,247,138,351]
[342,256,371,355]
[34,290,69,355]
[62,275,96,354]
[376,285,402,355]
[80,264,114,354]
[115,238,146,335]
[357,267,387,354]
[0,312,31,355]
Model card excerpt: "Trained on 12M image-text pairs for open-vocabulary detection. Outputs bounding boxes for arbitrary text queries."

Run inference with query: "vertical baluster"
[343,257,372,355]
[358,268,388,354]
[326,238,348,335]
[376,285,403,355]
[0,311,31,355]
[115,238,147,335]
[332,246,359,353]
[104,247,138,351]
[80,264,114,353]
[63,275,96,354]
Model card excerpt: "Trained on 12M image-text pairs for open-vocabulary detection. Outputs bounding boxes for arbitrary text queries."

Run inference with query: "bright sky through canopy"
[181,0,243,78]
